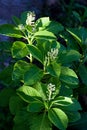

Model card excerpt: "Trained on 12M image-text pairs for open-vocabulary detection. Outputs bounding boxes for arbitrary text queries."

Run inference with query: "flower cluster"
[46,83,56,101]
[47,48,58,61]
[26,12,35,26]
[18,24,25,30]
[44,48,58,67]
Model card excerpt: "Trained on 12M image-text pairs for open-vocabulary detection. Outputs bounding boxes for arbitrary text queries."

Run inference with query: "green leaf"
[34,30,56,40]
[12,60,31,81]
[35,17,50,30]
[17,85,42,103]
[9,95,25,115]
[11,41,29,59]
[65,111,81,123]
[12,16,21,25]
[0,24,23,38]
[14,108,51,130]
[34,82,47,100]
[0,88,15,107]
[52,97,82,111]
[67,29,81,46]
[78,64,87,85]
[47,63,61,78]
[59,85,73,97]
[60,32,80,51]
[58,50,81,65]
[48,108,68,130]
[30,113,52,130]
[13,108,32,129]
[27,101,44,112]
[67,27,87,47]
[14,108,31,124]
[36,40,60,58]
[40,21,64,35]
[24,65,43,85]
[35,17,63,35]
[53,96,73,106]
[69,112,87,128]
[27,44,43,63]
[60,67,79,87]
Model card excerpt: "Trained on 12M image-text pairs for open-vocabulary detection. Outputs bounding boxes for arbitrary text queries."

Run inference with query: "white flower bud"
[26,12,35,26]
[47,48,58,62]
[47,83,56,101]
[18,24,25,30]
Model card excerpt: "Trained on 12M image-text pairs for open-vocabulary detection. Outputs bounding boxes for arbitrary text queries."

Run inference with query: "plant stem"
[40,110,46,130]
[27,33,33,63]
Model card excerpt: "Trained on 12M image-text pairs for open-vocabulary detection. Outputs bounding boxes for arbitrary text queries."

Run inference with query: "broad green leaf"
[27,101,44,112]
[60,67,79,87]
[65,111,81,123]
[0,88,15,107]
[35,17,50,30]
[67,27,87,47]
[39,21,64,35]
[69,112,87,128]
[12,60,31,81]
[36,39,51,57]
[12,16,21,25]
[34,82,47,100]
[48,108,68,130]
[52,97,82,111]
[24,65,43,85]
[78,64,87,85]
[36,40,60,58]
[53,96,73,106]
[11,41,29,59]
[27,44,43,63]
[9,95,25,115]
[58,50,81,65]
[30,113,52,130]
[47,63,61,78]
[14,109,51,130]
[0,24,23,38]
[14,108,32,124]
[60,32,80,51]
[17,85,42,103]
[67,29,81,46]
[34,30,56,40]
[13,109,32,129]
[59,85,73,97]
[25,24,33,32]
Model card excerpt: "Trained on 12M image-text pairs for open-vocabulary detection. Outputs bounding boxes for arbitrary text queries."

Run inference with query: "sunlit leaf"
[17,85,42,103]
[11,41,29,59]
[48,108,68,130]
[0,24,23,38]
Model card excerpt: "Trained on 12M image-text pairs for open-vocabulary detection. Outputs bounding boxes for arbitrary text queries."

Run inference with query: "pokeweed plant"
[0,11,82,130]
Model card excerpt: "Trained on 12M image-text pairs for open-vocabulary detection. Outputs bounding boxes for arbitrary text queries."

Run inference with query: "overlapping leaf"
[11,41,29,59]
[48,108,68,130]
[0,24,23,38]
